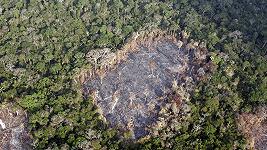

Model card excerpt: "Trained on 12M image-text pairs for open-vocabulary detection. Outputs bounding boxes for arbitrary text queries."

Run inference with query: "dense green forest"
[0,0,266,149]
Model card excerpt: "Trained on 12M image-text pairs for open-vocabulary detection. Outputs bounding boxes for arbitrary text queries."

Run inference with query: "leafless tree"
[129,92,136,107]
[148,59,157,77]
[177,40,183,50]
[111,90,120,113]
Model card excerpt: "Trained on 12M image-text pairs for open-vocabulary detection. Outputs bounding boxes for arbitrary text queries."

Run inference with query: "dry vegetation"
[1,1,266,149]
[237,107,267,150]
[78,28,211,140]
[75,28,210,84]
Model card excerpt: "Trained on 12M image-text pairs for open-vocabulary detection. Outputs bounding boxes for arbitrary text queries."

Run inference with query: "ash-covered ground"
[84,39,203,139]
[254,123,267,150]
[0,105,31,150]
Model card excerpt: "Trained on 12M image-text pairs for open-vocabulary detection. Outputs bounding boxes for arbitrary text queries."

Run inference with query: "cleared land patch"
[237,107,267,150]
[81,30,209,139]
[0,104,31,150]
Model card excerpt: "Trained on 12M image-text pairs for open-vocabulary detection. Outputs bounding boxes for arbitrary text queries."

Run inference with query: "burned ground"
[0,105,31,150]
[82,33,208,139]
[237,107,267,150]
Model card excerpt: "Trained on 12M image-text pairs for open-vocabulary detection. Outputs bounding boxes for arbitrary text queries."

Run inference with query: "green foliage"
[19,92,47,111]
[0,0,266,149]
